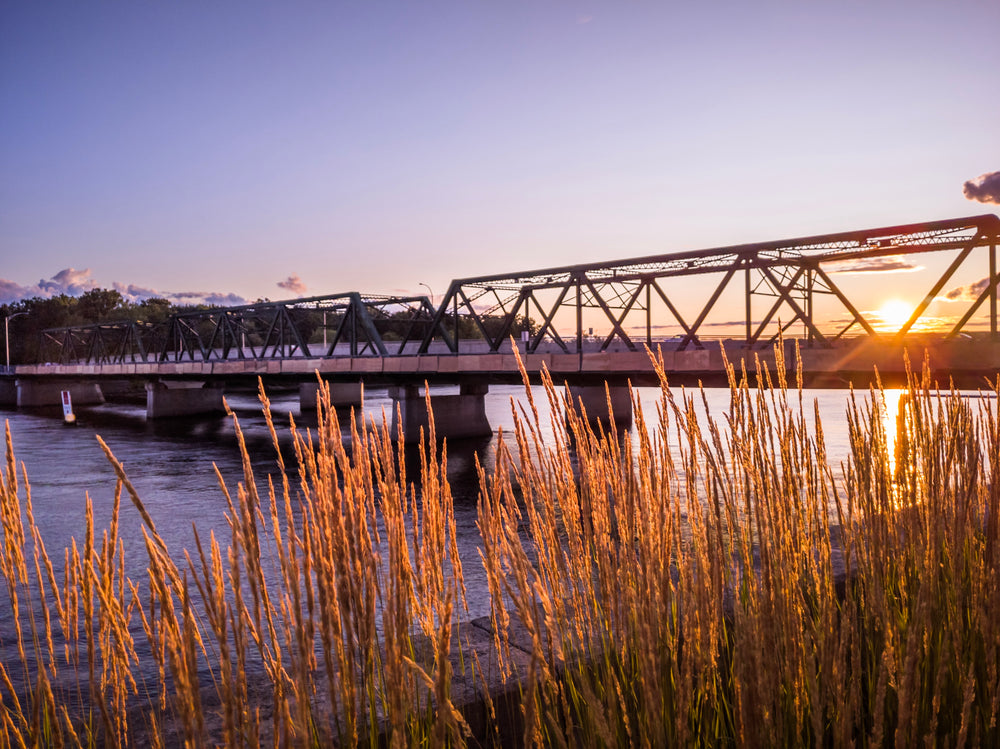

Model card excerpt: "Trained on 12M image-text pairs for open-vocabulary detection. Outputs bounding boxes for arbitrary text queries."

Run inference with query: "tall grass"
[479,347,999,746]
[1,346,998,747]
[1,382,470,747]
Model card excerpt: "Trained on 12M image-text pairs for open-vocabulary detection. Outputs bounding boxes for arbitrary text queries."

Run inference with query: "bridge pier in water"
[299,381,364,411]
[145,381,225,419]
[15,380,105,408]
[389,382,492,443]
[0,380,17,406]
[567,384,633,427]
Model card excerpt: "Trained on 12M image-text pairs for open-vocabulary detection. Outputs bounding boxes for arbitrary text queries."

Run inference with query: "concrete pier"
[567,383,633,425]
[16,380,105,408]
[299,381,363,411]
[0,380,16,406]
[389,383,492,443]
[145,381,225,419]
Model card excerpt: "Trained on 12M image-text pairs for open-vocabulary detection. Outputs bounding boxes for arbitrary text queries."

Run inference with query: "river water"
[1,383,872,624]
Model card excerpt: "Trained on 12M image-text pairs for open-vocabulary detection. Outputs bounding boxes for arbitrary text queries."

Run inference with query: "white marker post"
[61,390,76,425]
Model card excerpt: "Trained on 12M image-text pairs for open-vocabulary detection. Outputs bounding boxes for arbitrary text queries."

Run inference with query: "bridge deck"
[11,339,1000,389]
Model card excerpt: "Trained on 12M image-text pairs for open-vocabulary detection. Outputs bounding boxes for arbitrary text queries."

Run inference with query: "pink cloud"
[277,274,307,295]
[825,256,923,274]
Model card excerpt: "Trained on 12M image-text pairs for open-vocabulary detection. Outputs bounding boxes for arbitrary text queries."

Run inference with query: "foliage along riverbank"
[1,346,998,746]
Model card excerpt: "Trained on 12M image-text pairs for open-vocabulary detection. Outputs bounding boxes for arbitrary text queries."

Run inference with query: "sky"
[2,0,999,325]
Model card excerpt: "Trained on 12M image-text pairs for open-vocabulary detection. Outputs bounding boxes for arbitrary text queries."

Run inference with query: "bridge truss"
[40,292,442,365]
[418,214,1000,353]
[36,214,1000,365]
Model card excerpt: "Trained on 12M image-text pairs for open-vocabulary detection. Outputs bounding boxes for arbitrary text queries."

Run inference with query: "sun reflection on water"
[880,389,904,475]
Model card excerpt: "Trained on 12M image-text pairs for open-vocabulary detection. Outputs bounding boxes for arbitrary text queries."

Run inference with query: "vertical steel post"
[646,281,652,347]
[745,261,752,346]
[992,243,997,340]
[576,275,583,355]
[806,268,814,347]
[351,307,357,357]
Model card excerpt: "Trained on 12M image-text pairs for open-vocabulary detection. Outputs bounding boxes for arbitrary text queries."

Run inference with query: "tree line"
[1,289,205,366]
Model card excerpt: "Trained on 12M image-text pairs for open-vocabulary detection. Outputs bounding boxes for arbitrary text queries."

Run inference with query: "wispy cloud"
[277,274,307,295]
[112,282,162,299]
[825,256,924,274]
[963,171,1000,205]
[940,277,991,303]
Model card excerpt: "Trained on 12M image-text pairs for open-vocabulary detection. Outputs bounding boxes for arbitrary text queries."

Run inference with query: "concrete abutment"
[145,381,225,419]
[567,383,633,425]
[15,380,105,408]
[389,383,492,443]
[299,381,364,411]
[0,380,17,406]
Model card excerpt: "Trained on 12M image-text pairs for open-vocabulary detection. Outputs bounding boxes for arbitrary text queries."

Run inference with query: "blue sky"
[2,0,998,314]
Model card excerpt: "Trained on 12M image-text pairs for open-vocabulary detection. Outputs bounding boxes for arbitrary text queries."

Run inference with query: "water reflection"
[880,389,904,475]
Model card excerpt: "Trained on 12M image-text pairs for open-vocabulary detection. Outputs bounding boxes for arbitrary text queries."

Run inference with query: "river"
[1,382,874,623]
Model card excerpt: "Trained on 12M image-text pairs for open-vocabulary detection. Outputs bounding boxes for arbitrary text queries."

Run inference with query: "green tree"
[77,288,125,322]
[133,297,173,324]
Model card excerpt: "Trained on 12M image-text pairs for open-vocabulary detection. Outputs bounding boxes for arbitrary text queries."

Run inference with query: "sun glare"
[877,299,914,332]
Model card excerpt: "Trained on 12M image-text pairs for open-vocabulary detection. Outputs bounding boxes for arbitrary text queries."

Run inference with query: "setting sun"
[877,299,914,331]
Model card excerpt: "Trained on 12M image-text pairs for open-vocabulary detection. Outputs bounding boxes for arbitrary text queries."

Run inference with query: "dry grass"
[1,345,998,747]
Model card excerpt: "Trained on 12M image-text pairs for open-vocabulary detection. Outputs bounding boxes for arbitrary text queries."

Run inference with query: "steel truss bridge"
[40,292,444,365]
[35,214,1000,366]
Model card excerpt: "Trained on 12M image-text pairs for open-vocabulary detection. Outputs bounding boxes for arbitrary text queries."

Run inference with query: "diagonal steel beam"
[348,292,388,356]
[945,274,1000,338]
[758,265,829,347]
[601,282,645,349]
[748,265,807,344]
[457,286,500,349]
[894,245,973,340]
[491,290,530,351]
[527,286,570,353]
[583,278,635,350]
[677,265,739,350]
[812,266,879,337]
[649,278,697,342]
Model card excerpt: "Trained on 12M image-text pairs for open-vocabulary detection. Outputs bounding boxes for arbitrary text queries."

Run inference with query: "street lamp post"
[5,311,28,372]
[419,282,435,305]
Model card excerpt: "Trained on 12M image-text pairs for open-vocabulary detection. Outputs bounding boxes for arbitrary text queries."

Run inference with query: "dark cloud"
[277,274,307,295]
[168,291,249,307]
[963,171,1000,204]
[941,277,991,303]
[826,256,923,274]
